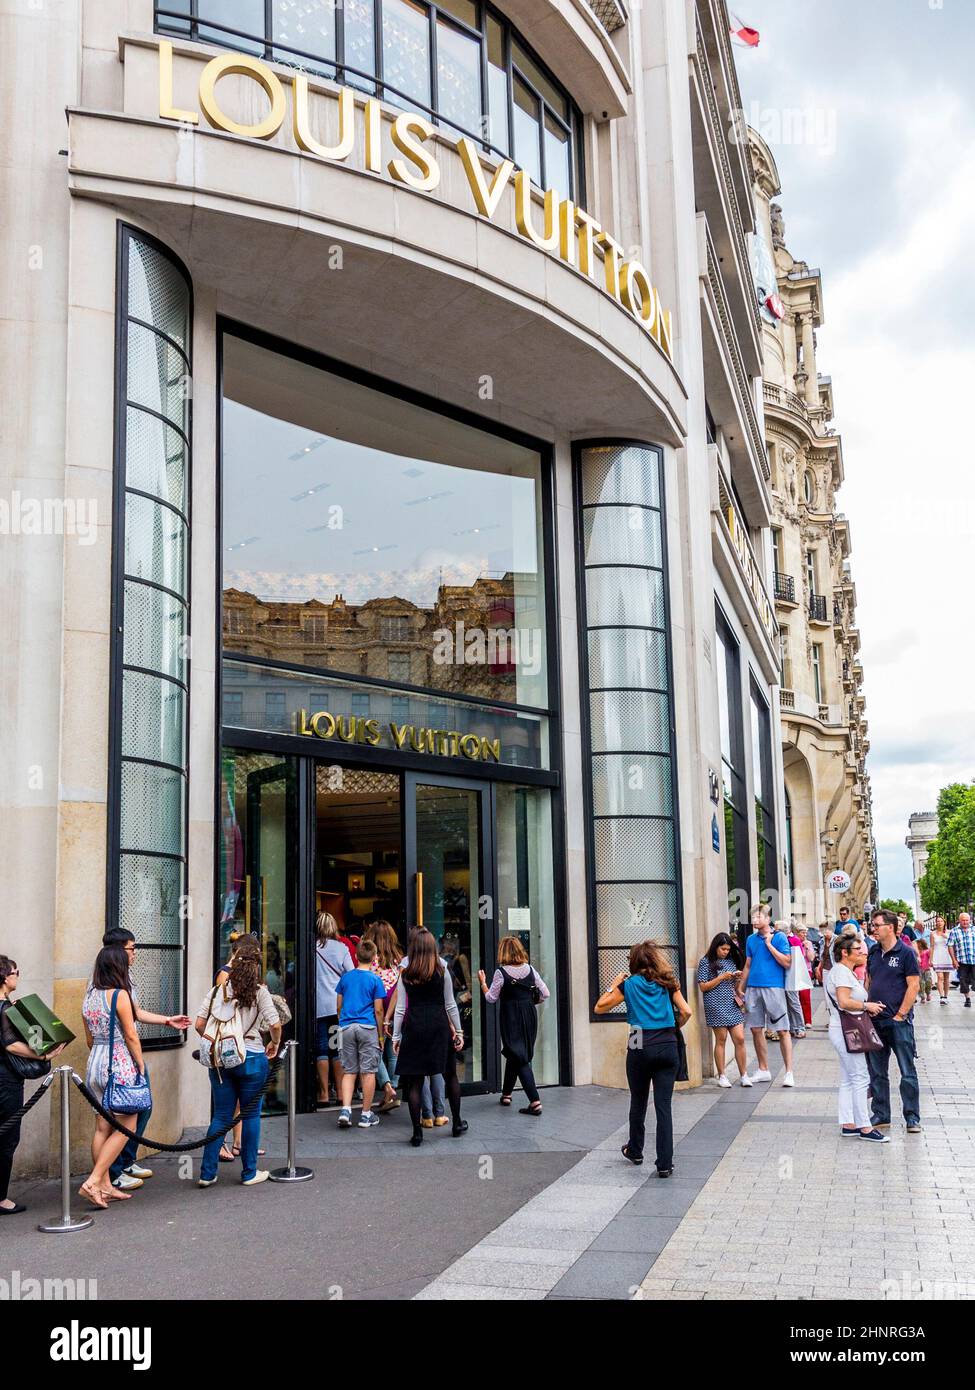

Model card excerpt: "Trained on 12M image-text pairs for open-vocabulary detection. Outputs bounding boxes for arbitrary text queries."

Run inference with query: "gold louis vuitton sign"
[297,709,501,763]
[158,42,674,360]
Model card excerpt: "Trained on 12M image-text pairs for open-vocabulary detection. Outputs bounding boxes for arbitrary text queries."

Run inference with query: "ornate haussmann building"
[750,131,877,919]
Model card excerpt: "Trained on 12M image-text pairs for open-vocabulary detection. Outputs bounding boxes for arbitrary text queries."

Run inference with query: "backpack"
[197,983,248,1071]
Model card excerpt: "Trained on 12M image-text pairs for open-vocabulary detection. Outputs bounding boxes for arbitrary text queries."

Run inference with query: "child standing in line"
[335,938,386,1130]
[914,937,933,1005]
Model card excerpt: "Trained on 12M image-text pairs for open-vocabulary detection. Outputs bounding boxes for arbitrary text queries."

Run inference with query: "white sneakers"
[124,1162,154,1180]
[242,1171,269,1186]
[750,1069,773,1083]
[113,1171,143,1191]
[782,1072,795,1087]
[740,1074,753,1087]
[717,1074,733,1088]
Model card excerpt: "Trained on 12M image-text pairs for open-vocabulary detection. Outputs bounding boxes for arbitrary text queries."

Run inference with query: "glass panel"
[544,110,571,199]
[436,15,482,135]
[124,580,186,681]
[314,764,403,935]
[583,506,663,569]
[512,76,542,186]
[120,854,183,946]
[344,0,377,91]
[125,492,187,598]
[585,567,666,629]
[587,628,668,691]
[589,690,670,755]
[157,0,192,34]
[382,0,431,110]
[594,817,675,882]
[121,669,186,767]
[221,659,549,769]
[129,946,184,1043]
[437,0,477,25]
[222,334,549,708]
[272,0,337,71]
[512,40,568,121]
[591,753,673,817]
[486,16,509,152]
[198,0,265,51]
[126,407,188,515]
[219,751,299,1113]
[128,241,190,350]
[594,883,678,947]
[120,761,185,855]
[581,445,661,508]
[415,784,482,1084]
[127,322,189,434]
[495,784,558,1086]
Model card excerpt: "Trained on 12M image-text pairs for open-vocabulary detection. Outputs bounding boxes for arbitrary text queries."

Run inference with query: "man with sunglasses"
[100,929,191,1190]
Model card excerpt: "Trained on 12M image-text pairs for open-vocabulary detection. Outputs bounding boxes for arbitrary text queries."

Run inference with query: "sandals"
[79,1180,109,1210]
[518,1102,543,1117]
[102,1185,132,1201]
[218,1146,235,1163]
[621,1144,643,1166]
[499,1095,512,1106]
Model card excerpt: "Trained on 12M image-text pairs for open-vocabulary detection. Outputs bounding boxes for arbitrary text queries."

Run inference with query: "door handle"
[415,871,424,926]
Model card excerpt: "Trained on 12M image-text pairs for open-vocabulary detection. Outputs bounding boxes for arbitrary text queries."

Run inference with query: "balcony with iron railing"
[774,571,796,605]
[808,592,829,624]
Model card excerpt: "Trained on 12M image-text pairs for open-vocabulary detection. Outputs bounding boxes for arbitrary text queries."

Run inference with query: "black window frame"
[155,0,586,203]
[749,675,778,900]
[715,603,749,931]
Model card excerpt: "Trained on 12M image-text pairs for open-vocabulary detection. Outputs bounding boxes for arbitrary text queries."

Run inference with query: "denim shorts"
[316,1015,339,1061]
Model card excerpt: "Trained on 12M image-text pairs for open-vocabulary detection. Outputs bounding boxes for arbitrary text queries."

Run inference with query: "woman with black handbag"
[0,954,64,1215]
[478,936,550,1116]
[824,933,889,1143]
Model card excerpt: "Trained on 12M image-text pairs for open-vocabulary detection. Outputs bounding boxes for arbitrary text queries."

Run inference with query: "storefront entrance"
[219,749,561,1109]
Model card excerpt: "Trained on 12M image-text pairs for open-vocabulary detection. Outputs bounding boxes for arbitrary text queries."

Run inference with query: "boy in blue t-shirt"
[335,938,387,1129]
[735,907,796,1088]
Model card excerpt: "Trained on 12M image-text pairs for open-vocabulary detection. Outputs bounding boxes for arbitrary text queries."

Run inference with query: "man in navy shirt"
[866,909,921,1133]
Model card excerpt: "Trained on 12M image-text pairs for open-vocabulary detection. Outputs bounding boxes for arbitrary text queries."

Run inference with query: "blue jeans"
[110,1066,150,1181]
[201,1052,269,1182]
[375,1036,399,1091]
[421,1074,445,1119]
[867,1019,920,1127]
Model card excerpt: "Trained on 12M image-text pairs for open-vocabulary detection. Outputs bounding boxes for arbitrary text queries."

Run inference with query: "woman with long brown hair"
[360,919,402,1113]
[195,936,281,1187]
[81,945,146,1207]
[595,940,691,1176]
[478,935,550,1115]
[392,928,467,1146]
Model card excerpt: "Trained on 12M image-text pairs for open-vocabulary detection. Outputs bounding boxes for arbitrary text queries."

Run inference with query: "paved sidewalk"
[637,991,975,1301]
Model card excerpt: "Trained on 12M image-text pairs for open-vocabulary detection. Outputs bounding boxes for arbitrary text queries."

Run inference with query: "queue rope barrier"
[69,1051,287,1153]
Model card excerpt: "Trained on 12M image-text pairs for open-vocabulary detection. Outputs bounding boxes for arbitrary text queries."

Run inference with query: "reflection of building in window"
[223,690,243,724]
[222,571,540,702]
[265,691,286,726]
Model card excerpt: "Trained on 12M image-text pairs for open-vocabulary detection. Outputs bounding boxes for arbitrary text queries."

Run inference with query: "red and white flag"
[729,12,760,47]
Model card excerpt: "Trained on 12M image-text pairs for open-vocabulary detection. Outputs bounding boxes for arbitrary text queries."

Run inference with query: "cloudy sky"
[737,0,975,904]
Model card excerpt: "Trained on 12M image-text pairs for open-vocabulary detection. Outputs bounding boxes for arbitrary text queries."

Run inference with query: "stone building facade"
[906,811,938,922]
[750,131,877,919]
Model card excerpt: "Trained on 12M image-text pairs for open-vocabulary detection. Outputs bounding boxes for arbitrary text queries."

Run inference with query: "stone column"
[801,313,819,407]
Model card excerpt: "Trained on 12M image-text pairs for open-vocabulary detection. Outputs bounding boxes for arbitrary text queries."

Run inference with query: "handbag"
[667,986,689,1083]
[826,975,884,1054]
[0,1001,50,1080]
[103,990,152,1113]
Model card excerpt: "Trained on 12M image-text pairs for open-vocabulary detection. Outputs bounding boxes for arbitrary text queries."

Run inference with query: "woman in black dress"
[477,936,550,1115]
[393,929,468,1147]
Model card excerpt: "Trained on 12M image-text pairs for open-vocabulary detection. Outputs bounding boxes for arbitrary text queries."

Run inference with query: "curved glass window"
[155,1,584,201]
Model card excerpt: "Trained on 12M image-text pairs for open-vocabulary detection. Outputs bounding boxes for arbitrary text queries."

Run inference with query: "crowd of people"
[0,902,963,1211]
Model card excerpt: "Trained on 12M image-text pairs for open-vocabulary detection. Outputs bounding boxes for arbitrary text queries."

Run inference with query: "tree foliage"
[879,897,914,921]
[919,782,975,916]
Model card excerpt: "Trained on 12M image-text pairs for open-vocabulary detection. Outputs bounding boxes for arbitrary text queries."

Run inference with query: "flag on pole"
[729,12,760,47]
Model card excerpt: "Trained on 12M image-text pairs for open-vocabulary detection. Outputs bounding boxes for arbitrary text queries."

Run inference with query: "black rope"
[70,1054,286,1154]
[0,1071,57,1141]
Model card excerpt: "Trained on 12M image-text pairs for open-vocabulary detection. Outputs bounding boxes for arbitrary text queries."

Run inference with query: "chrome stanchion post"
[269,1040,313,1183]
[38,1067,93,1233]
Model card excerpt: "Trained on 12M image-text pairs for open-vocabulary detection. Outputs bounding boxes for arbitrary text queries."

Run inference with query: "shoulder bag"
[0,1000,50,1080]
[826,973,884,1054]
[103,990,152,1112]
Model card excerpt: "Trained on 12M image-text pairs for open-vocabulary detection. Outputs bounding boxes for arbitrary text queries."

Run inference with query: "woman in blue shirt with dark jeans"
[595,941,692,1176]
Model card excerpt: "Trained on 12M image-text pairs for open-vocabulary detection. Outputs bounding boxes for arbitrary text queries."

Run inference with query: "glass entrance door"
[406,775,497,1091]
